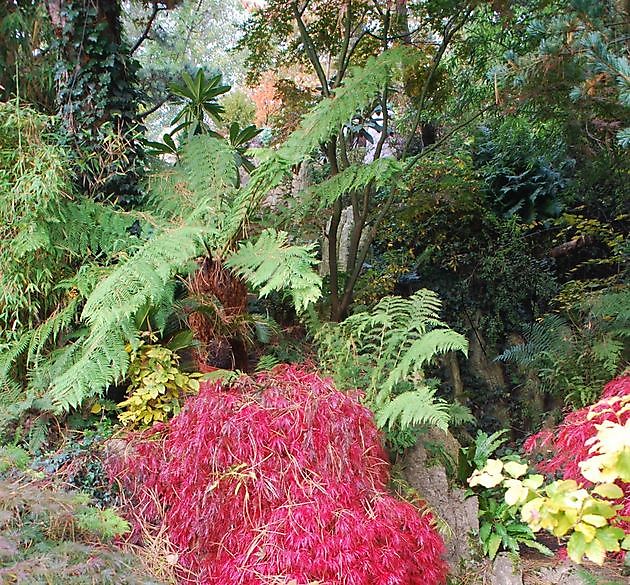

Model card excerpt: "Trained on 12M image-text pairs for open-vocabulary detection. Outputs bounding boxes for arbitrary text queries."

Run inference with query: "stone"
[491,553,523,585]
[402,428,479,568]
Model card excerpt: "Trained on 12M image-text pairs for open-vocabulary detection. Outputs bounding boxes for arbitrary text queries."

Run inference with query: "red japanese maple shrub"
[108,365,448,585]
[523,375,630,530]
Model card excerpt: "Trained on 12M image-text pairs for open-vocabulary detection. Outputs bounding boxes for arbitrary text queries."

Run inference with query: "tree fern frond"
[282,46,419,160]
[27,298,81,366]
[43,226,205,410]
[226,229,322,313]
[311,157,403,209]
[220,153,294,249]
[376,387,450,431]
[47,325,129,411]
[82,226,204,329]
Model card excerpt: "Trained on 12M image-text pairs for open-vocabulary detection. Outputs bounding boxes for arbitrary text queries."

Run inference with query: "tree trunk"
[46,0,143,203]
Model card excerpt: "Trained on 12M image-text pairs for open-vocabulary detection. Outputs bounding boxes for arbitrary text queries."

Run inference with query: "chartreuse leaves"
[118,339,202,428]
[468,417,630,565]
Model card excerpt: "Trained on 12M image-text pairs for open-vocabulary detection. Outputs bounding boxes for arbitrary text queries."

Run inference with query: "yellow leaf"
[575,522,597,542]
[582,514,607,528]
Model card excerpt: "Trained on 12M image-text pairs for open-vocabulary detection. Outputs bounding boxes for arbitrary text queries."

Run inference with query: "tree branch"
[130,2,165,55]
[292,1,330,96]
[402,6,473,157]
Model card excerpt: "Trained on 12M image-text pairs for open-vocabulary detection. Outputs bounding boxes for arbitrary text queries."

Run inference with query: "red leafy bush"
[108,365,448,585]
[523,375,630,530]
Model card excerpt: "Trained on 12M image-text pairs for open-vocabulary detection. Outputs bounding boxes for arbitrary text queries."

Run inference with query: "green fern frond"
[255,354,280,372]
[27,298,81,366]
[226,229,322,313]
[82,226,204,329]
[376,387,450,431]
[48,324,129,411]
[282,46,419,160]
[318,289,467,431]
[220,153,294,249]
[311,157,403,209]
[0,331,33,390]
[497,314,570,366]
[383,329,469,398]
[448,402,476,426]
[45,227,205,410]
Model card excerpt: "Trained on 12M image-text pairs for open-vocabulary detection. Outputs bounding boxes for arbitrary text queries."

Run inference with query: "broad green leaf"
[595,526,624,552]
[487,533,502,559]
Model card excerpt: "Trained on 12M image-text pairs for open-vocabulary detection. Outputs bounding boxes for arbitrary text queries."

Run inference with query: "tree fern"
[281,46,419,159]
[39,136,322,411]
[226,229,322,314]
[310,157,403,210]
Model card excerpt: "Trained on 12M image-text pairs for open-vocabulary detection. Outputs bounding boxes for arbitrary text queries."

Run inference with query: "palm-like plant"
[170,69,230,137]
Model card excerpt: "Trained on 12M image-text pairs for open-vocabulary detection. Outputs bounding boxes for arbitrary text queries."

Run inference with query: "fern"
[2,43,421,417]
[47,227,204,411]
[376,387,450,431]
[39,136,321,411]
[282,46,418,159]
[226,229,322,314]
[448,402,476,427]
[310,157,403,210]
[497,314,570,367]
[382,329,471,402]
[27,298,81,366]
[318,289,468,430]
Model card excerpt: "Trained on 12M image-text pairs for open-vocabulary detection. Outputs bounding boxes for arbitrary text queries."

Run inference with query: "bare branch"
[130,2,167,55]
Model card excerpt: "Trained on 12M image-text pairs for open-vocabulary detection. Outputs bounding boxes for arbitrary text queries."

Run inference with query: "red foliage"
[523,375,630,531]
[108,366,448,585]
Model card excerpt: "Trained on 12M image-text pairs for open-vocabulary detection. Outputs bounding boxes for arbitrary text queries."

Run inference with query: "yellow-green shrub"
[468,419,630,565]
[118,342,201,427]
